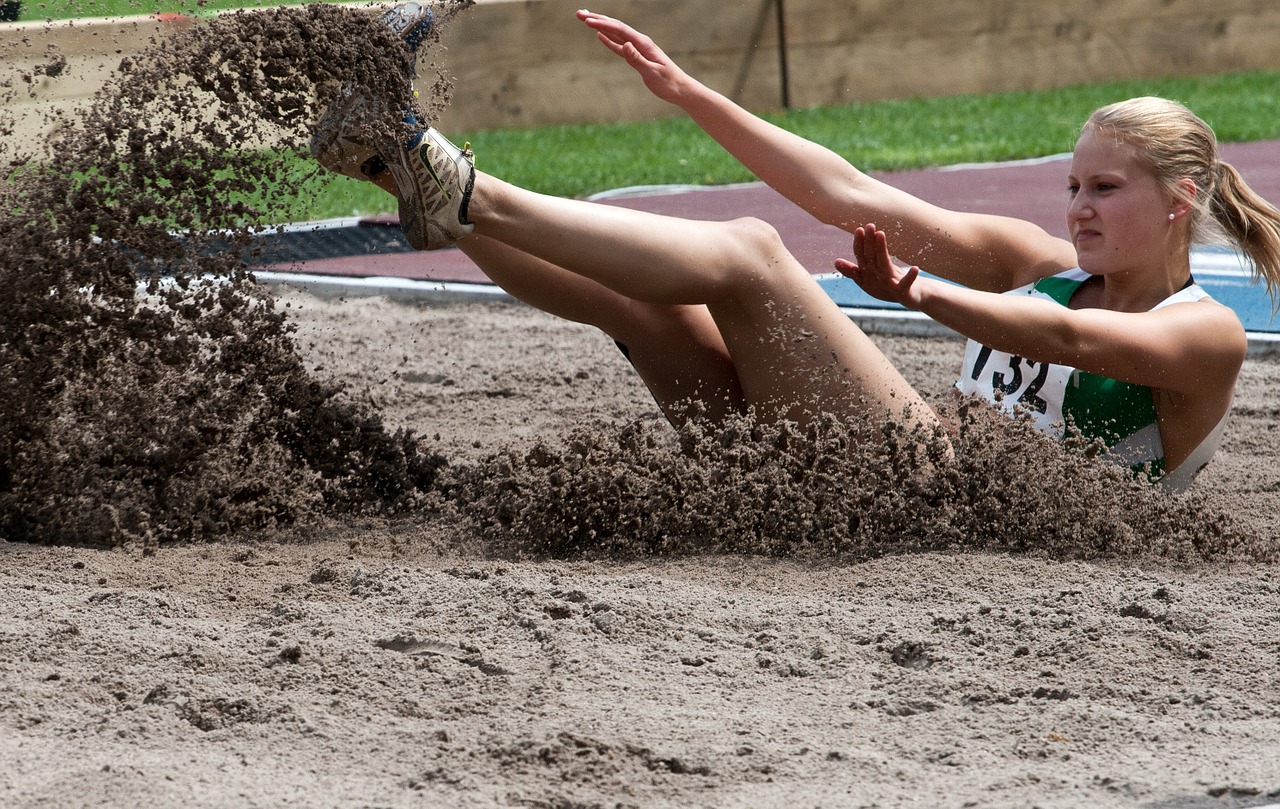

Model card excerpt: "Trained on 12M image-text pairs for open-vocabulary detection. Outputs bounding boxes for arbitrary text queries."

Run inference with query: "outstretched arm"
[837,224,1247,395]
[577,10,1075,292]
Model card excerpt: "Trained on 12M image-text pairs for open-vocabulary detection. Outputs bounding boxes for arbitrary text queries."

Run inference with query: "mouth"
[1073,228,1101,246]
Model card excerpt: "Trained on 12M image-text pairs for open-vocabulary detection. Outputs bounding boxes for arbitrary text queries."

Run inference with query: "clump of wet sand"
[0,4,470,547]
[448,398,1267,563]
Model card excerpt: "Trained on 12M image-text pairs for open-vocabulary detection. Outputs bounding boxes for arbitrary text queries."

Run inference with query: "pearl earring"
[1169,213,1176,220]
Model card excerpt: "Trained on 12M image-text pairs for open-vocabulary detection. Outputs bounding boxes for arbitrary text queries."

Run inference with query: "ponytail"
[1209,160,1280,305]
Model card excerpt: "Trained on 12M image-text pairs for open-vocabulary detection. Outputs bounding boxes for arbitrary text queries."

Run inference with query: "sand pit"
[2,4,1279,806]
[3,293,1280,808]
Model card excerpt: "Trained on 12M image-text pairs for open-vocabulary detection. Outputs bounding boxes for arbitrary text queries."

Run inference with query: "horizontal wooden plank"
[782,15,1280,108]
[784,0,1270,43]
[3,0,1278,135]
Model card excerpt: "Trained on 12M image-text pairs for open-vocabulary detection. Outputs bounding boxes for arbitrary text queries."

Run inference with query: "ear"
[1167,177,1197,221]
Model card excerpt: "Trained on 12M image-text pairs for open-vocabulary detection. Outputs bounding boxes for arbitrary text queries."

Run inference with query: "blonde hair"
[1083,97,1280,303]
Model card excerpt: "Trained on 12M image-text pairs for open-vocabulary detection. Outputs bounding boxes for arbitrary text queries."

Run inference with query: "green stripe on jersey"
[1062,372,1158,447]
[1031,274,1162,468]
[1033,275,1082,306]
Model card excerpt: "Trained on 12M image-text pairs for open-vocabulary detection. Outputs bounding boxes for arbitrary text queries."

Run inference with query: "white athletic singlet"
[955,268,1226,491]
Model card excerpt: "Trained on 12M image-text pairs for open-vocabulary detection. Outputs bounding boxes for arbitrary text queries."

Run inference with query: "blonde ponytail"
[1210,160,1280,303]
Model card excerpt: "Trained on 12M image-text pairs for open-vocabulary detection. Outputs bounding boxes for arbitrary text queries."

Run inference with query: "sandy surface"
[5,3,1278,806]
[3,291,1279,809]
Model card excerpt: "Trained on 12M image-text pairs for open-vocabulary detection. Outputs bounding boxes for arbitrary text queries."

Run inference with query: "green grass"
[306,69,1280,219]
[14,0,300,20]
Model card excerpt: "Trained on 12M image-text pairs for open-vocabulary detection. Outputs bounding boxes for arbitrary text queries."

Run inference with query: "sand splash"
[0,2,1267,565]
[0,4,468,547]
[446,400,1268,564]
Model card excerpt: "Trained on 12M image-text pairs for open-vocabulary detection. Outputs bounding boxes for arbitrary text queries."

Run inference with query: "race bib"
[955,341,1073,436]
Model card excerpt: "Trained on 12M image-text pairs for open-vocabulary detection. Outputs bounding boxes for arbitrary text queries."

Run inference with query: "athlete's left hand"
[835,223,925,309]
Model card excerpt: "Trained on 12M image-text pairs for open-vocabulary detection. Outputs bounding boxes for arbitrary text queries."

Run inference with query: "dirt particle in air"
[0,4,474,548]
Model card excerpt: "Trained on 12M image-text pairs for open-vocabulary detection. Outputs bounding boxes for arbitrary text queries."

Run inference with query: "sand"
[3,292,1279,809]
[2,4,1279,806]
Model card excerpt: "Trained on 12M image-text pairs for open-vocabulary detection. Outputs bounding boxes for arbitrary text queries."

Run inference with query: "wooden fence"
[3,0,1277,139]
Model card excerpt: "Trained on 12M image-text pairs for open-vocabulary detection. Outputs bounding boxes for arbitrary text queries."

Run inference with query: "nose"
[1066,191,1091,223]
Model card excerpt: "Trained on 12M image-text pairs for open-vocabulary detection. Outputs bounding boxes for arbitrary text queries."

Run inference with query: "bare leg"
[373,171,744,421]
[466,173,938,429]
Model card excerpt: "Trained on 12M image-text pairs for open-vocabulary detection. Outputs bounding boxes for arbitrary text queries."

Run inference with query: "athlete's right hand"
[577,10,692,105]
[836,224,926,310]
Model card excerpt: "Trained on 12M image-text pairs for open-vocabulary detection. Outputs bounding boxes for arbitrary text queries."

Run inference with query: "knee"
[725,216,787,261]
[713,216,807,292]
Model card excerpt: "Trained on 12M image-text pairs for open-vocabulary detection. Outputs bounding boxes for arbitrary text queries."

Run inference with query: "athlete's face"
[1066,129,1179,277]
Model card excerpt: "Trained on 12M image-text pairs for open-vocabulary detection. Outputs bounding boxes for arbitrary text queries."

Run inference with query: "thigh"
[609,300,746,426]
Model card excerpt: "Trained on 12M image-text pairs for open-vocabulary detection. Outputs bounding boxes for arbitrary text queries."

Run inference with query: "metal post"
[732,0,792,111]
[776,0,791,109]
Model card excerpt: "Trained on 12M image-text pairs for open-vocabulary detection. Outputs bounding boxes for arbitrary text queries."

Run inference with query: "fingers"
[851,223,884,274]
[839,223,928,308]
[578,9,634,42]
[594,30,626,58]
[579,9,623,50]
[870,224,892,270]
[579,9,658,58]
[837,223,878,279]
